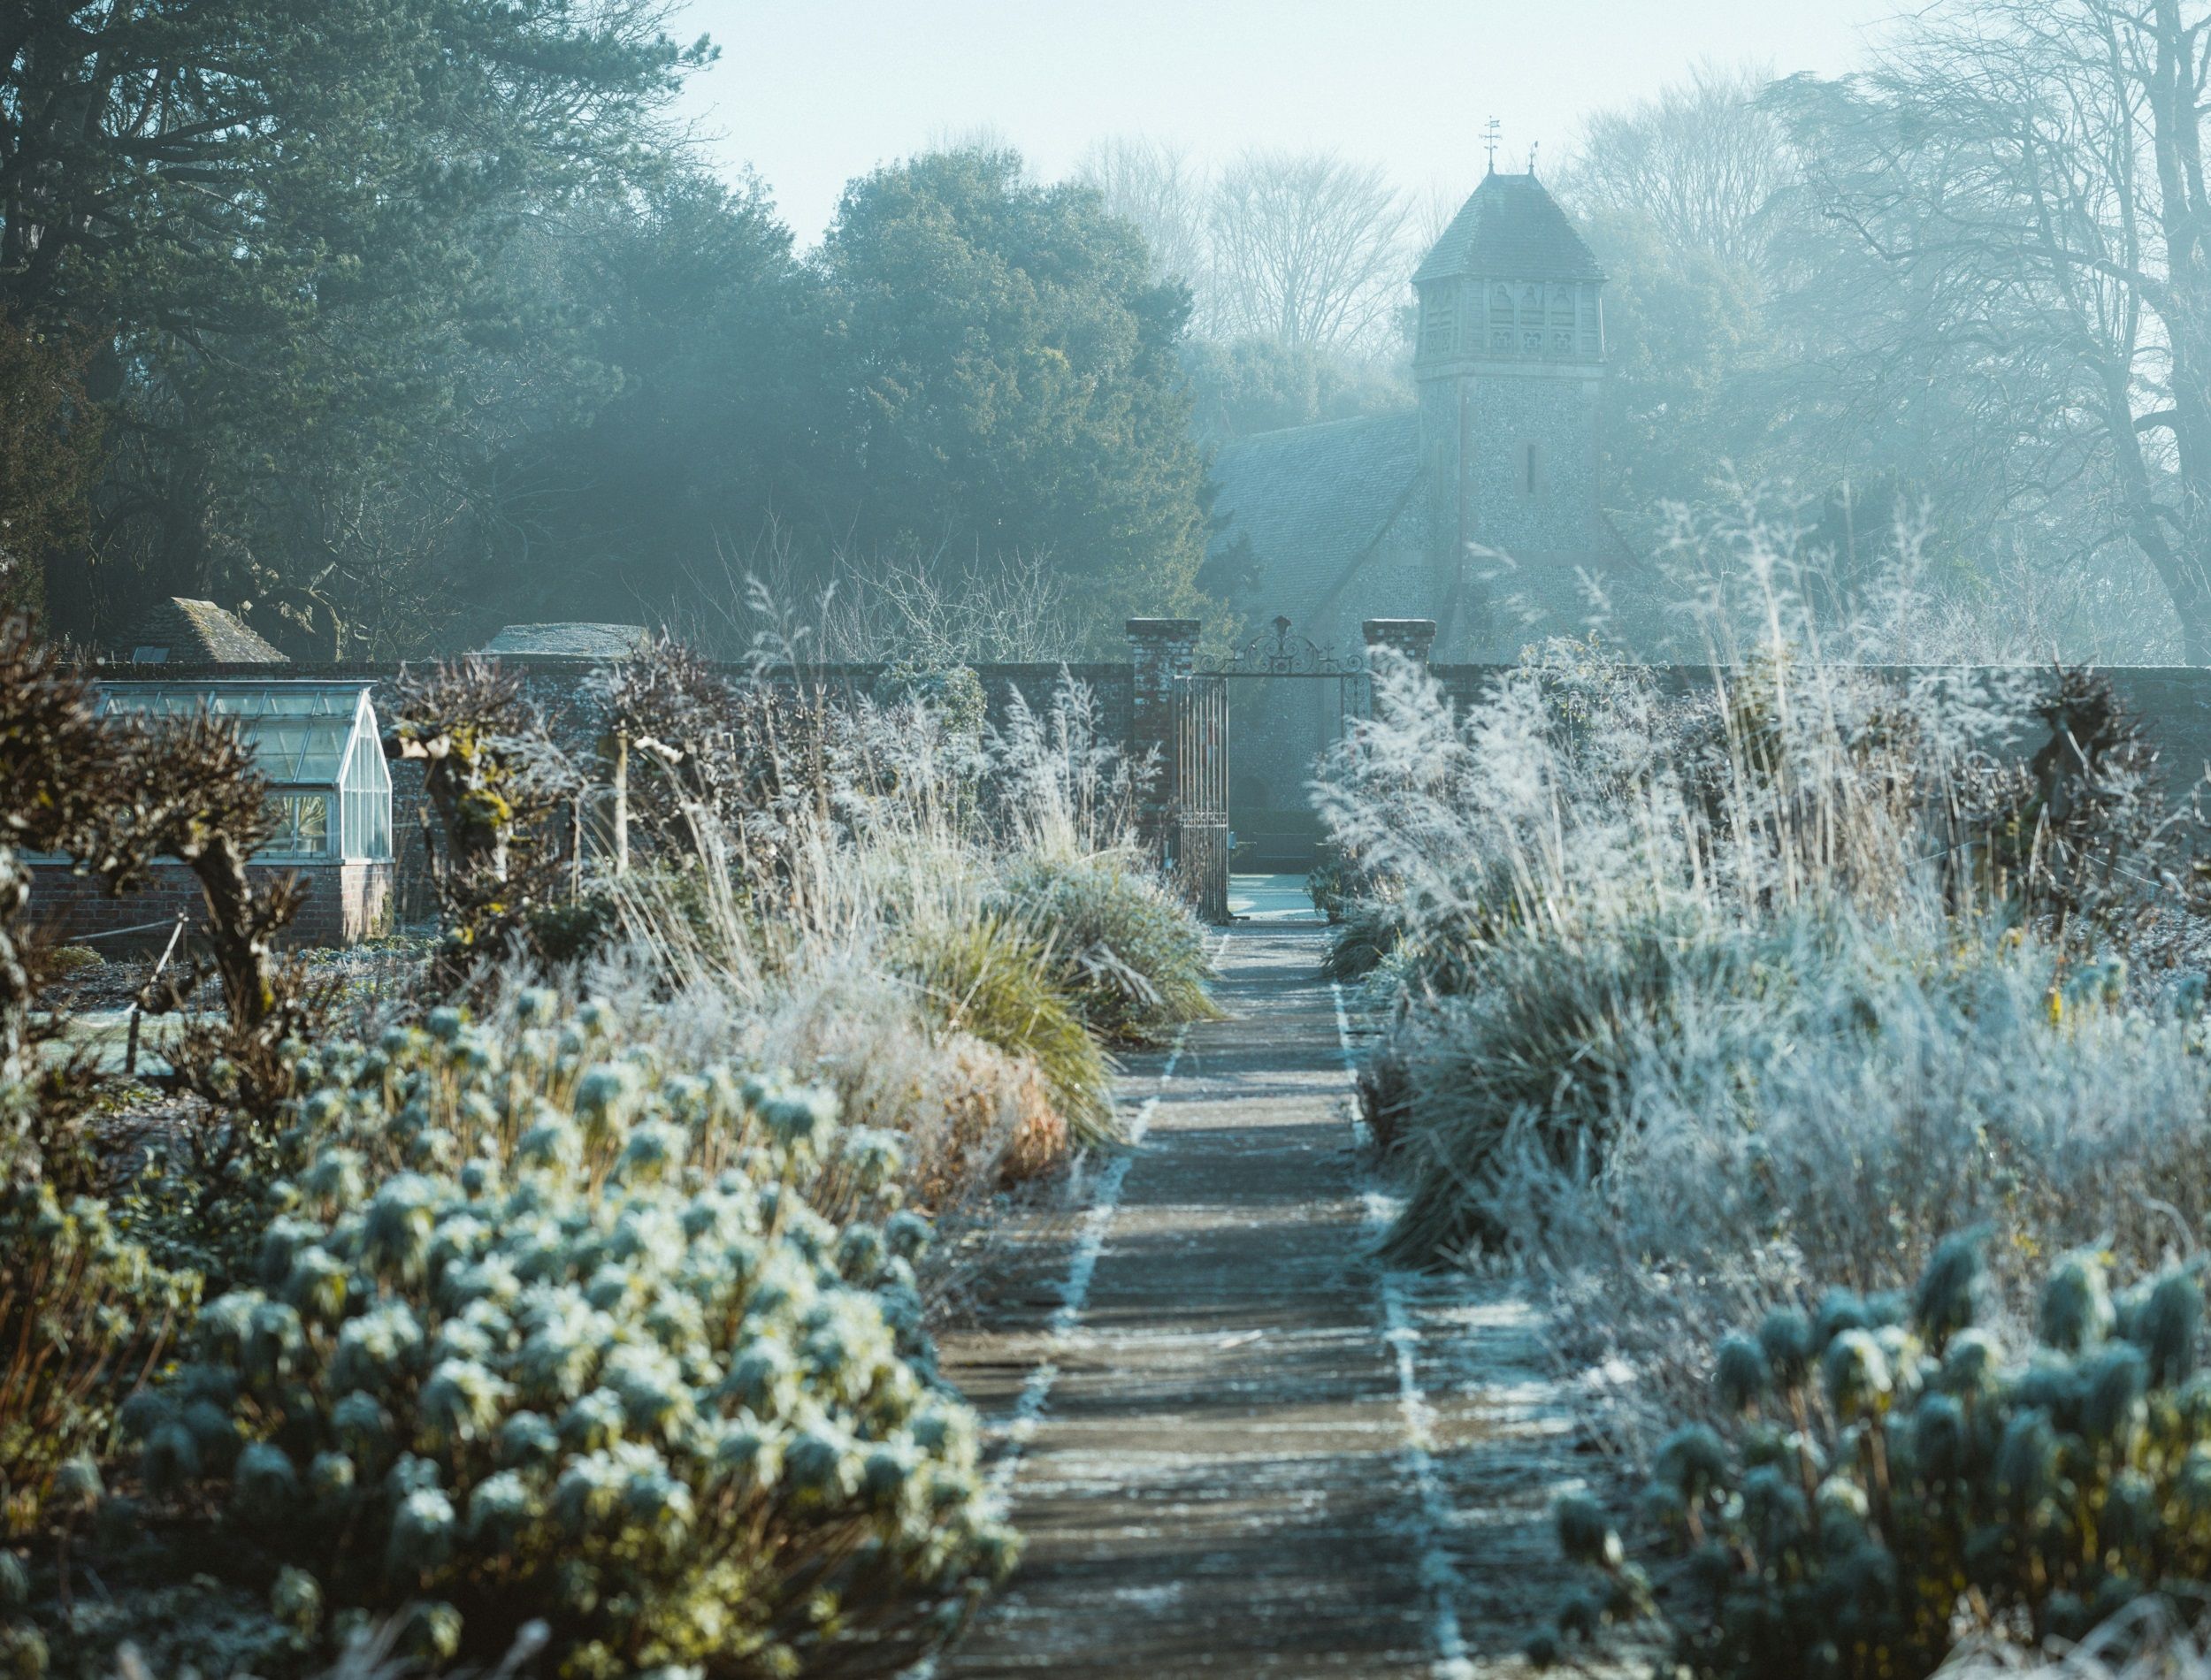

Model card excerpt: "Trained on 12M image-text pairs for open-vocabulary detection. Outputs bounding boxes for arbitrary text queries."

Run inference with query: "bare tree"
[1205,149,1412,355]
[817,546,1075,665]
[1076,136,1209,292]
[1775,0,2211,660]
[1559,63,1795,277]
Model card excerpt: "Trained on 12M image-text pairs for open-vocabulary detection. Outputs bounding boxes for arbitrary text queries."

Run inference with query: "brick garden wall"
[27,859,393,951]
[80,647,2211,936]
[81,656,1138,943]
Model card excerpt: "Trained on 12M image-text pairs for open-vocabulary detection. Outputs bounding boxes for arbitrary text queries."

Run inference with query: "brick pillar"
[1357,619,1436,722]
[1126,618,1200,856]
[1362,618,1437,667]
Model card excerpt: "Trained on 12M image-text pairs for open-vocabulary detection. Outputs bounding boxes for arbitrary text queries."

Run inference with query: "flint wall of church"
[1454,367,1605,561]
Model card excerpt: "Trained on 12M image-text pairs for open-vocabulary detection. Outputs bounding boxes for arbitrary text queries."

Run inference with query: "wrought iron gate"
[1168,671,1229,923]
[1156,619,1373,921]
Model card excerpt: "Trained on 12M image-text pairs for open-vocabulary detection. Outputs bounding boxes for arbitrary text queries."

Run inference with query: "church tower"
[1412,168,1609,634]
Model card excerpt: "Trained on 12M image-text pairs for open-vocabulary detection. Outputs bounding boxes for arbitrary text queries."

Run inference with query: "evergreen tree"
[4,0,710,645]
[815,148,1211,640]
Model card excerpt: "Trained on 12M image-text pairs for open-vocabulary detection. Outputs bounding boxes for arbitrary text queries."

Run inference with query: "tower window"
[1423,293,1456,355]
[1519,442,1542,495]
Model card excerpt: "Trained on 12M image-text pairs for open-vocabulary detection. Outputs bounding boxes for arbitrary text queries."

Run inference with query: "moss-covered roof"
[121,599,287,664]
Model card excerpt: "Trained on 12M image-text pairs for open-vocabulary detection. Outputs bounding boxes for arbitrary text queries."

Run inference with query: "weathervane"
[1528,140,1541,176]
[1483,116,1501,174]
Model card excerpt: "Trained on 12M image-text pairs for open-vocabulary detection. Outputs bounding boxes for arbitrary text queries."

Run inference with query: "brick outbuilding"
[27,680,395,950]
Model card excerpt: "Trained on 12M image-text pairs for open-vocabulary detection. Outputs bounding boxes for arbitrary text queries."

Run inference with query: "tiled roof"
[1206,411,1430,634]
[479,623,651,660]
[122,599,287,664]
[1415,171,1607,285]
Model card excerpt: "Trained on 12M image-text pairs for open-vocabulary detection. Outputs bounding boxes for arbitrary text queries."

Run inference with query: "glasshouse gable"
[29,681,394,947]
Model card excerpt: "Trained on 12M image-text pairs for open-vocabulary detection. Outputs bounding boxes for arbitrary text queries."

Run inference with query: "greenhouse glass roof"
[96,682,379,787]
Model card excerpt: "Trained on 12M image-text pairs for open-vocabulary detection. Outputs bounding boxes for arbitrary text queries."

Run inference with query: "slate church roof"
[1413,170,1608,285]
[120,598,287,664]
[1206,412,1427,634]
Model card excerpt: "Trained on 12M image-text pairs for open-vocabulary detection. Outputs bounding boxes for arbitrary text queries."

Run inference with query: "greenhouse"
[26,680,397,947]
[95,680,393,864]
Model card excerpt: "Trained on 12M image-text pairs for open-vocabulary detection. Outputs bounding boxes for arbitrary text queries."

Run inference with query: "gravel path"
[934,925,1594,1677]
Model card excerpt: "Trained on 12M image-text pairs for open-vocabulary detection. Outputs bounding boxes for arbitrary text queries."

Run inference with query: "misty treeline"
[1093,4,2211,666]
[1,1,1207,660]
[11,1,2211,666]
[1557,6,2211,665]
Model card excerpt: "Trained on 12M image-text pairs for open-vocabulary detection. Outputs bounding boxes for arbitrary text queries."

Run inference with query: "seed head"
[1740,1464,1809,1555]
[50,1456,102,1514]
[420,1357,514,1446]
[561,1387,627,1453]
[467,1469,536,1546]
[1911,1394,1966,1482]
[2040,1251,2115,1354]
[1912,1232,1984,1350]
[499,1410,560,1468]
[1994,1408,2058,1515]
[1822,1331,1894,1421]
[270,1566,323,1635]
[2083,1342,2149,1447]
[141,1421,200,1498]
[785,1421,861,1503]
[363,1175,442,1280]
[2127,1270,2201,1386]
[713,1414,787,1493]
[1756,1309,1815,1390]
[886,1210,933,1261]
[309,1450,356,1508]
[1815,1288,1872,1349]
[1713,1334,1769,1414]
[387,1487,456,1577]
[332,1390,393,1456]
[232,1442,301,1523]
[1554,1492,1621,1567]
[1653,1424,1729,1501]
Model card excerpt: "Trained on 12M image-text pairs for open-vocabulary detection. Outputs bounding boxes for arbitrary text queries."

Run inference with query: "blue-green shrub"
[995,851,1219,1046]
[121,995,1015,1677]
[1539,1237,2211,1679]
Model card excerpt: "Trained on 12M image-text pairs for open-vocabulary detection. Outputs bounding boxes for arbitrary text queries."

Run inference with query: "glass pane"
[96,682,369,789]
[263,792,332,858]
[343,783,393,860]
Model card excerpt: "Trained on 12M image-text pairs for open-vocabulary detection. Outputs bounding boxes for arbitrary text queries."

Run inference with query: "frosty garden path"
[936,924,1590,1676]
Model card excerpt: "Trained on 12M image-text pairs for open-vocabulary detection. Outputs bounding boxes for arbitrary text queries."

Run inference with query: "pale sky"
[671,1,1903,242]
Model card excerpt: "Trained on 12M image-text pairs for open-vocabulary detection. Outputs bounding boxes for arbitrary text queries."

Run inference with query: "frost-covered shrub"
[1379,907,1881,1263]
[742,962,1067,1202]
[1318,627,2211,1276]
[1318,896,1401,982]
[119,996,1014,1676]
[873,663,986,745]
[891,916,1115,1149]
[1539,1239,2211,1680]
[1460,920,2211,1421]
[0,1181,196,1539]
[995,851,1218,1046]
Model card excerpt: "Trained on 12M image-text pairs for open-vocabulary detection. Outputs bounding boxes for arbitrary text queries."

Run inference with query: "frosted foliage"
[596,668,1193,1186]
[123,997,1014,1676]
[1314,603,2211,1432]
[1318,634,2018,955]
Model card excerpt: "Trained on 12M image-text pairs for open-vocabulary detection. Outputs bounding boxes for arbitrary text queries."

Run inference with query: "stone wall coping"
[76,658,1134,683]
